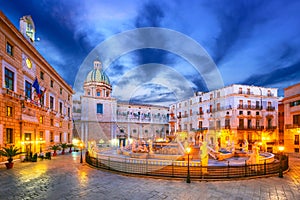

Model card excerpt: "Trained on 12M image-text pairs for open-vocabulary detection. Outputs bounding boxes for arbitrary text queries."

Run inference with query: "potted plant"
[0,146,23,169]
[50,145,61,156]
[67,143,74,153]
[60,143,68,155]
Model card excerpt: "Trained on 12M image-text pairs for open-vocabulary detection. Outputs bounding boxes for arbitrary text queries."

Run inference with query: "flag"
[39,88,47,99]
[32,78,41,96]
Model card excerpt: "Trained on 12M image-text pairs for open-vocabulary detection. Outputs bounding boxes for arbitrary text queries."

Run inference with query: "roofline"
[0,11,74,94]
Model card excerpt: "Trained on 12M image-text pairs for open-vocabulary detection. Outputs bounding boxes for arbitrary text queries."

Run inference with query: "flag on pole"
[32,78,41,96]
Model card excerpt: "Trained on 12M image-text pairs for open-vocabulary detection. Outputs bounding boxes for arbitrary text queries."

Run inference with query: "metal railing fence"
[86,152,288,180]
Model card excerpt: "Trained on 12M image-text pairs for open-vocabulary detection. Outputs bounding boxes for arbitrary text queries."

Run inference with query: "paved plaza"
[0,153,299,200]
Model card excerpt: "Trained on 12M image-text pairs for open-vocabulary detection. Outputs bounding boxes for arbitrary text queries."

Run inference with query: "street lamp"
[39,137,43,153]
[278,146,284,178]
[25,137,30,161]
[186,146,191,183]
[80,142,83,163]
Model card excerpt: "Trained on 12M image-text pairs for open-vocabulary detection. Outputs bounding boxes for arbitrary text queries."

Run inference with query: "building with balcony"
[169,84,279,152]
[73,60,169,147]
[283,82,300,153]
[0,12,74,160]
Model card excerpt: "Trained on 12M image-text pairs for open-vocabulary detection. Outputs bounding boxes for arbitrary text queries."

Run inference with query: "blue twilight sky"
[1,0,300,106]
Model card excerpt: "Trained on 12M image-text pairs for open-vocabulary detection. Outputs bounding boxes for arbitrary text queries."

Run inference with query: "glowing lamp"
[278,146,284,152]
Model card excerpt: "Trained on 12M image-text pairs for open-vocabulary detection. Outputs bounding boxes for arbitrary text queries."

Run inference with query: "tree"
[50,145,61,156]
[60,143,68,155]
[0,146,23,169]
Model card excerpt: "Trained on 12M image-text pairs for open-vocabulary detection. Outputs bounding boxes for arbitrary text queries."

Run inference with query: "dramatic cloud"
[2,0,300,103]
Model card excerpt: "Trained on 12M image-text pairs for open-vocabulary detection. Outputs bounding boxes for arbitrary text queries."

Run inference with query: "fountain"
[89,133,275,170]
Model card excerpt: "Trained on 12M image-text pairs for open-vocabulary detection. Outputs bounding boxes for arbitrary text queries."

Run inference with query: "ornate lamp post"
[278,146,284,178]
[25,137,30,161]
[39,137,43,153]
[186,147,191,183]
[80,142,83,163]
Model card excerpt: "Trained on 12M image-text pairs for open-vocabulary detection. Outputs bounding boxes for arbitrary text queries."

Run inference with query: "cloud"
[3,0,300,105]
[113,63,195,104]
[241,61,300,95]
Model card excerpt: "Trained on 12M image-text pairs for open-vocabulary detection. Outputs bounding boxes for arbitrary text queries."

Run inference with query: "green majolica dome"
[85,60,110,85]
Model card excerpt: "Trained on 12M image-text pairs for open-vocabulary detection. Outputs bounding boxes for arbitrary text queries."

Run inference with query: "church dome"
[85,60,110,85]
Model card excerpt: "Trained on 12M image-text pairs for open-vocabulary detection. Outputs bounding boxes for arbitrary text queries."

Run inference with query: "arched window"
[96,90,101,97]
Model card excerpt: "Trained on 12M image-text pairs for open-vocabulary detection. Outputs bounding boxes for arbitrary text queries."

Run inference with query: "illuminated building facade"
[283,82,300,153]
[73,60,169,147]
[169,84,279,152]
[0,12,73,161]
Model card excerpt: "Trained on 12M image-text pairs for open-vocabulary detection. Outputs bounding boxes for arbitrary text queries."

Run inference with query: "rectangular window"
[68,107,70,117]
[225,119,230,128]
[97,91,100,96]
[290,100,300,107]
[40,71,44,80]
[50,132,54,142]
[97,103,103,114]
[267,119,272,129]
[199,107,203,115]
[25,133,31,141]
[25,80,32,99]
[39,131,43,139]
[5,68,14,90]
[59,102,63,114]
[50,80,54,88]
[59,121,62,128]
[293,115,300,126]
[6,42,13,56]
[239,119,244,129]
[239,87,242,94]
[50,119,54,126]
[256,101,260,109]
[216,120,221,129]
[239,100,243,107]
[6,106,13,117]
[199,121,203,129]
[50,96,54,109]
[39,116,43,124]
[60,88,62,95]
[295,148,299,153]
[256,120,260,128]
[6,128,13,144]
[248,119,252,129]
[247,88,250,95]
[295,135,299,145]
[217,103,220,111]
[40,90,45,106]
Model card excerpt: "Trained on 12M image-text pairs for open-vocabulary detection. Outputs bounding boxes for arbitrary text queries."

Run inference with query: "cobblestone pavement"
[0,153,299,200]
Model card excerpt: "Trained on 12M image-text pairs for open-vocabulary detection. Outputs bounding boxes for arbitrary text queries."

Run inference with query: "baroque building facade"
[283,82,300,153]
[169,84,279,152]
[73,60,169,147]
[0,12,73,161]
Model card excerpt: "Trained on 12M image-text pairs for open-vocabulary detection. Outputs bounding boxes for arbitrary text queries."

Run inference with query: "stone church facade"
[73,60,169,147]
